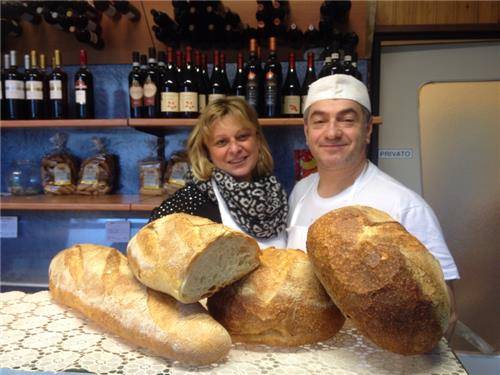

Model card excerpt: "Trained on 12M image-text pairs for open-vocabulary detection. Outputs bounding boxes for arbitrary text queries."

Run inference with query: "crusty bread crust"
[127,213,261,304]
[307,206,450,355]
[207,248,345,347]
[49,244,232,365]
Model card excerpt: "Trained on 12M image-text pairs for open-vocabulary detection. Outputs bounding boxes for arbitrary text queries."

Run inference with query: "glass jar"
[8,159,41,195]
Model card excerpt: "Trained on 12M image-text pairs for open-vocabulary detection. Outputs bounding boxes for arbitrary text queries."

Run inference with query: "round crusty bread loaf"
[306,205,450,355]
[49,244,232,365]
[127,213,261,304]
[207,248,345,347]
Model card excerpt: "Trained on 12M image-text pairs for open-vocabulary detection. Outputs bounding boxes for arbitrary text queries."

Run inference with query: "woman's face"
[206,114,260,182]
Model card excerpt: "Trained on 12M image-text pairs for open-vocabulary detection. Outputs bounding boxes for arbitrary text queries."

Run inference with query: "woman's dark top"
[149,184,222,223]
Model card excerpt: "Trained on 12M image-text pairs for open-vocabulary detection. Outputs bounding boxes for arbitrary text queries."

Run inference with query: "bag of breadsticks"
[77,137,117,195]
[41,133,78,195]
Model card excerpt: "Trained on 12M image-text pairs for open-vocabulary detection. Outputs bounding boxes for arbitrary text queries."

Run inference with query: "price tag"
[105,221,130,243]
[0,216,18,238]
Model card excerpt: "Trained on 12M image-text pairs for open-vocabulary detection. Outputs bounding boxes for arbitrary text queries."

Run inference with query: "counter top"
[0,291,467,375]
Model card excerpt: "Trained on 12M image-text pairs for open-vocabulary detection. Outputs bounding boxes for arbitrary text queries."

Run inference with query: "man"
[287,74,459,335]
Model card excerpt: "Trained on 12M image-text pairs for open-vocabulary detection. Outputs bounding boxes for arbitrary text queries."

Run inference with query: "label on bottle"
[180,92,198,112]
[49,80,63,100]
[75,90,87,104]
[5,80,25,99]
[301,95,308,114]
[25,81,44,100]
[130,80,143,108]
[246,73,259,109]
[264,71,278,107]
[161,92,179,112]
[198,94,207,111]
[283,95,301,115]
[80,164,98,185]
[142,168,161,189]
[143,76,157,106]
[53,163,71,186]
[208,93,225,103]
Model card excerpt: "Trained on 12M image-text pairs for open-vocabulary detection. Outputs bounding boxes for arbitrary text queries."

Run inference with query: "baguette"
[49,244,232,365]
[127,213,261,304]
[307,206,450,355]
[207,248,345,346]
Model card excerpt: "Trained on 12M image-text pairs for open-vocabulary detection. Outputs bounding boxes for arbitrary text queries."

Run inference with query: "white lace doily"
[0,291,466,374]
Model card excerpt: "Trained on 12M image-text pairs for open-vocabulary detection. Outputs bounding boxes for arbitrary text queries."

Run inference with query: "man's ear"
[365,118,373,144]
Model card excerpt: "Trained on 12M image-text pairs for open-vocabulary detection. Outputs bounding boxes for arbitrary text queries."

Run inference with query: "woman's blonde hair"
[188,98,274,181]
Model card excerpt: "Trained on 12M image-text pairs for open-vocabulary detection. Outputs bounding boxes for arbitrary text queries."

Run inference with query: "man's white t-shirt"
[212,180,287,249]
[287,161,459,280]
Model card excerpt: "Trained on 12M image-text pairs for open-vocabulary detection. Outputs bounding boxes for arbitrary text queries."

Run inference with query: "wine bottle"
[288,23,303,49]
[143,47,159,118]
[208,50,226,104]
[263,37,282,118]
[160,47,179,118]
[281,52,301,117]
[219,52,231,96]
[1,54,8,119]
[351,52,363,81]
[39,53,49,118]
[128,51,143,118]
[5,50,25,120]
[319,55,331,78]
[68,1,101,22]
[230,52,246,99]
[114,1,141,22]
[194,50,207,112]
[329,49,343,76]
[18,1,42,24]
[25,50,44,119]
[48,49,68,119]
[1,18,23,37]
[151,9,177,30]
[179,46,198,118]
[244,38,262,115]
[200,52,211,110]
[74,49,94,119]
[70,13,102,35]
[301,52,316,114]
[72,28,105,50]
[304,24,321,48]
[94,1,121,21]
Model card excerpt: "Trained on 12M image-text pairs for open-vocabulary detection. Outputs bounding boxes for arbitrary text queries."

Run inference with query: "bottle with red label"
[74,49,94,119]
[281,52,301,117]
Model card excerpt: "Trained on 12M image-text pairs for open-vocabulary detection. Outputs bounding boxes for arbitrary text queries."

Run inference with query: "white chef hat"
[303,74,371,117]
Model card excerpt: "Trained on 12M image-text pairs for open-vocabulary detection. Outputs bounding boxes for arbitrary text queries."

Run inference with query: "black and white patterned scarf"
[188,168,288,239]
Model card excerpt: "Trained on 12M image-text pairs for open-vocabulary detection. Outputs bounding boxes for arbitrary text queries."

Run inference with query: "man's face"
[305,99,372,171]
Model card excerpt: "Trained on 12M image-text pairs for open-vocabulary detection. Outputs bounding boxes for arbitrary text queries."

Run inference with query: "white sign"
[106,221,130,243]
[378,148,414,159]
[0,216,18,238]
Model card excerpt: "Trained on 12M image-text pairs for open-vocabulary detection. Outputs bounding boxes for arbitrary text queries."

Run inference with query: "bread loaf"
[307,206,450,355]
[127,213,261,304]
[207,248,345,346]
[49,244,232,365]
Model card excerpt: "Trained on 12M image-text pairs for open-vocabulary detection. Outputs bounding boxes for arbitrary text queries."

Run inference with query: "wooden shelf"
[1,117,382,130]
[129,195,166,211]
[0,119,128,129]
[0,194,161,212]
[128,116,383,128]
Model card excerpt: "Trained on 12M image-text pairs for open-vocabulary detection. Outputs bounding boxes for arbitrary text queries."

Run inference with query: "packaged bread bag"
[41,133,78,195]
[77,137,117,195]
[139,137,165,196]
[163,150,190,195]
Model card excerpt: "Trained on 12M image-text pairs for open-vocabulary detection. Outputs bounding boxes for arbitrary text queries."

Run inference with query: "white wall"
[379,41,500,195]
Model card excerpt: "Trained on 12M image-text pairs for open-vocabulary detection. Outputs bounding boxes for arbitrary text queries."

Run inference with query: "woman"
[150,98,288,249]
